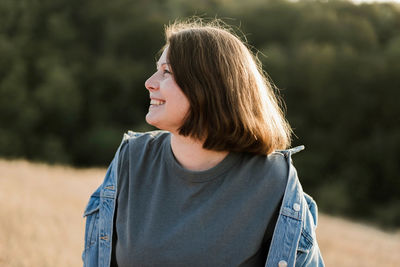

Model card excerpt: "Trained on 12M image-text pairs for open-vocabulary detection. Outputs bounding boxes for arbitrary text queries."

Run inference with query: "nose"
[145,72,159,92]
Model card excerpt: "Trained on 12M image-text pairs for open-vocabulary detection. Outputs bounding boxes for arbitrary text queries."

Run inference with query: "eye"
[163,69,171,75]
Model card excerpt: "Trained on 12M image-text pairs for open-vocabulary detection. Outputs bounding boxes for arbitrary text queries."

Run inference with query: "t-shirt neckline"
[163,133,241,183]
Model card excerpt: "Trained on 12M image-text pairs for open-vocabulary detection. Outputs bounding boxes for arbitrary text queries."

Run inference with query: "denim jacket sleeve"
[82,154,118,267]
[265,146,324,267]
[82,133,134,267]
[82,131,144,267]
[294,193,324,267]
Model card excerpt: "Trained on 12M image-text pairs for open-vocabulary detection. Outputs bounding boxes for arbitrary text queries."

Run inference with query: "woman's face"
[144,47,190,133]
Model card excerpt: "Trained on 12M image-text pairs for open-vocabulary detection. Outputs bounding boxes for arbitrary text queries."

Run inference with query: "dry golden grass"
[0,159,103,267]
[0,159,399,267]
[317,215,400,266]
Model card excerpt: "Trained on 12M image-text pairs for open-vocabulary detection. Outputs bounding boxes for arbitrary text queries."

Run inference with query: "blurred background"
[1,0,400,265]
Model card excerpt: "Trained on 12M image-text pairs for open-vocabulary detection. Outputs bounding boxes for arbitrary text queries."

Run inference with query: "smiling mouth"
[150,99,166,107]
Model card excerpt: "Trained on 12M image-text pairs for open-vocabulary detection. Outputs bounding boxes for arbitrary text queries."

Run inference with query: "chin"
[145,118,157,128]
[145,115,163,130]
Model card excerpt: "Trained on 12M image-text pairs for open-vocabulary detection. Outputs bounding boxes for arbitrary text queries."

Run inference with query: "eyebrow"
[156,62,170,69]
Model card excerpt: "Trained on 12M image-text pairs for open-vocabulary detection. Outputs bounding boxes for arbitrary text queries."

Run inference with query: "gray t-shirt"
[111,131,288,267]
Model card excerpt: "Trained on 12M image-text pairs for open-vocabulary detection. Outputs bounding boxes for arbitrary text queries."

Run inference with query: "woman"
[82,19,324,267]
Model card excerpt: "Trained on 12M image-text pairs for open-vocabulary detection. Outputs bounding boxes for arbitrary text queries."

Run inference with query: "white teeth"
[150,99,165,105]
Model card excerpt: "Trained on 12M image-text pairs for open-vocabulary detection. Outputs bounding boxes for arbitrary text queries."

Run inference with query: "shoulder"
[118,130,169,162]
[265,152,290,187]
[243,150,289,181]
[122,130,169,143]
[120,130,169,150]
[251,145,305,173]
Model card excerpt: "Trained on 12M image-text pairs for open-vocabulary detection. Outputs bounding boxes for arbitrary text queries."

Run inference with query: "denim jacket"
[82,132,324,267]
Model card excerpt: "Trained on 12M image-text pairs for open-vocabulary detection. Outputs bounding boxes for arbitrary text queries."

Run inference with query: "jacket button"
[293,203,300,211]
[278,260,288,267]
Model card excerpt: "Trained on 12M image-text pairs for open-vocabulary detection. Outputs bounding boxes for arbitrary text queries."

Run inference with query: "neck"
[170,133,229,171]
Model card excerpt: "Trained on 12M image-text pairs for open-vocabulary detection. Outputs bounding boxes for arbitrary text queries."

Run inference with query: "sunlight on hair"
[164,17,292,154]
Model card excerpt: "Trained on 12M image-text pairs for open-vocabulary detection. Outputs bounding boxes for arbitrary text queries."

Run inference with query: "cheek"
[176,100,190,119]
[175,90,190,114]
[183,97,190,113]
[165,81,190,110]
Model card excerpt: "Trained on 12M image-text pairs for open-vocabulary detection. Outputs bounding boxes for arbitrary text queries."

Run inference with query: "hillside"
[0,159,399,266]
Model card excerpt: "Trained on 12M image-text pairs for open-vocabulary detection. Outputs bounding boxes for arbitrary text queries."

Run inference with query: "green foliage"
[0,0,399,227]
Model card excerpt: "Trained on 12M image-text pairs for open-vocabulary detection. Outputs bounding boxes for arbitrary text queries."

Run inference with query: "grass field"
[0,159,399,267]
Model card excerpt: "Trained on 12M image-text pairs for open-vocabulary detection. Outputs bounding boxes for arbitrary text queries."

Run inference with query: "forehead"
[156,47,169,67]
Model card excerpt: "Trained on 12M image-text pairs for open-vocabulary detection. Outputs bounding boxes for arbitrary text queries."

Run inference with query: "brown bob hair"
[164,19,292,155]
